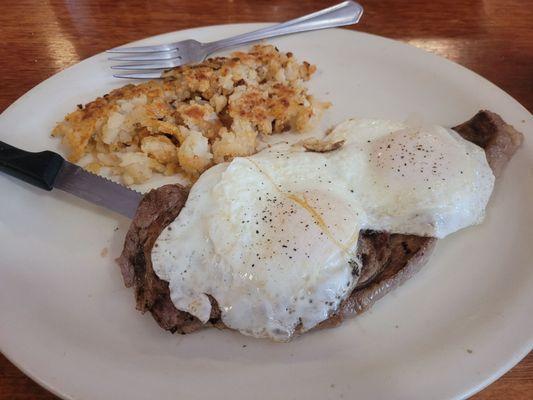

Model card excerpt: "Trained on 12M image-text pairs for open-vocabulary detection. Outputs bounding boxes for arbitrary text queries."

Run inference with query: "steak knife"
[0,141,142,218]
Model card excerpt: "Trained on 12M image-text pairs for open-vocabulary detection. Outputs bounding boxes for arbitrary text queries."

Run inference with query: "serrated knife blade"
[54,161,142,219]
[0,141,142,219]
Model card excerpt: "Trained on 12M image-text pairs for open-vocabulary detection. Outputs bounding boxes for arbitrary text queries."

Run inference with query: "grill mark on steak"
[116,110,523,336]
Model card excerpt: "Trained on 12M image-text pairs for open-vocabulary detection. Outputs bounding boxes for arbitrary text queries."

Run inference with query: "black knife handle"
[0,141,65,191]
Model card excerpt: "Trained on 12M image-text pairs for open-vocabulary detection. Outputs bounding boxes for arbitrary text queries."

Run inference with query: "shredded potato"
[52,45,328,184]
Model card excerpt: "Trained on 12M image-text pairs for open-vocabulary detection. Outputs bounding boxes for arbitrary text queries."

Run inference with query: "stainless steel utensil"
[0,141,142,218]
[108,1,363,79]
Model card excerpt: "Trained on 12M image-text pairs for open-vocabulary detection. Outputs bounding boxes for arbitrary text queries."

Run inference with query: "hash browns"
[52,45,327,185]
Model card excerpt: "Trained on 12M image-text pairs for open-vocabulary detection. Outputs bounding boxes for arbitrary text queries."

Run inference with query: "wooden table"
[0,0,531,398]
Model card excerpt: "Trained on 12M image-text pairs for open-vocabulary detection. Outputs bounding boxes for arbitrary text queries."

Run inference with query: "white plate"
[0,24,531,400]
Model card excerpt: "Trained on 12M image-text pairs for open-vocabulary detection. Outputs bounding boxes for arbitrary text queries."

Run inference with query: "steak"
[117,110,523,336]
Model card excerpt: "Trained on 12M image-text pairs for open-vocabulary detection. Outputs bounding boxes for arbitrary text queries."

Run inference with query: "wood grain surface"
[0,0,531,399]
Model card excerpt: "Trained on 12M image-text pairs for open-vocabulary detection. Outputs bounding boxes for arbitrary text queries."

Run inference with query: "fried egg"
[151,118,495,341]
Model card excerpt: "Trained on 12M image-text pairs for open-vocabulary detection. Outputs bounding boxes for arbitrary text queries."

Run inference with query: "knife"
[0,141,142,219]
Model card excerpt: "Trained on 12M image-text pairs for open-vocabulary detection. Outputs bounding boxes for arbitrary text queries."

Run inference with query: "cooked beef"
[453,110,524,178]
[116,185,204,333]
[318,233,437,329]
[117,110,523,336]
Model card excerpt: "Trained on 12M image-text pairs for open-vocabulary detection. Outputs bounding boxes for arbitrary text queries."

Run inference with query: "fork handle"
[204,1,363,54]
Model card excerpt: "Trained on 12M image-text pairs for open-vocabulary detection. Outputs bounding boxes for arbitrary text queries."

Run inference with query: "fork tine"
[113,72,163,79]
[108,50,181,62]
[110,59,184,70]
[107,42,177,54]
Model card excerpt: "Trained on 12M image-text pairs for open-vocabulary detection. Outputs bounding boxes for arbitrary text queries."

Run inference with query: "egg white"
[151,118,495,340]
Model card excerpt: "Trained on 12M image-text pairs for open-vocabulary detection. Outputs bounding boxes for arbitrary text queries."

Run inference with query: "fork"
[108,1,363,79]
